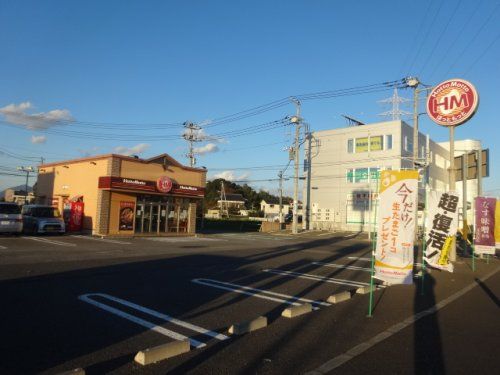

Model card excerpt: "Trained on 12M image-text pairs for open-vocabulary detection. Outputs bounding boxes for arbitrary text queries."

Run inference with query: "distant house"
[260,198,290,221]
[3,189,35,205]
[217,193,246,215]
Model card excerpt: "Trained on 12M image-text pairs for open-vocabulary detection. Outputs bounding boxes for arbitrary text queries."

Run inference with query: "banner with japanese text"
[375,170,419,284]
[474,197,496,255]
[424,191,459,272]
[495,200,500,249]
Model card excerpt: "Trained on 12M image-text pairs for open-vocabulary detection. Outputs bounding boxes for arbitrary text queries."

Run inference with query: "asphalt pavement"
[0,231,498,374]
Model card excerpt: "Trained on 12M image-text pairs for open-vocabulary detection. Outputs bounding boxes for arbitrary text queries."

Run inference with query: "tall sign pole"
[426,78,479,263]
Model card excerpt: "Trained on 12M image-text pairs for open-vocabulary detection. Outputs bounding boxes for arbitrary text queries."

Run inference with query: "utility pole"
[219,180,228,218]
[405,77,421,166]
[16,166,34,203]
[183,121,202,167]
[278,171,284,224]
[290,98,302,235]
[303,125,312,230]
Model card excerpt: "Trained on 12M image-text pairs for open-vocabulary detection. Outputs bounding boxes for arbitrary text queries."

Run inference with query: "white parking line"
[25,237,76,247]
[347,256,423,267]
[0,245,7,249]
[347,256,372,262]
[71,235,131,245]
[312,262,372,272]
[89,293,229,341]
[192,278,330,309]
[216,233,293,241]
[143,237,226,243]
[79,293,228,348]
[263,269,374,288]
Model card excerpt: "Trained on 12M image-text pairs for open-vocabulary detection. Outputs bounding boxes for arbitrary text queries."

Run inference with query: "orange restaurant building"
[36,153,207,236]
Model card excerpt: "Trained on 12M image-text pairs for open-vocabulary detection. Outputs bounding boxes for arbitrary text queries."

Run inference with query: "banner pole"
[368,172,379,318]
[472,245,476,272]
[471,200,476,272]
[420,184,428,296]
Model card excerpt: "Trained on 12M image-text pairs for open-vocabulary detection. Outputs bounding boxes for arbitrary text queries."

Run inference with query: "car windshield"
[0,204,21,214]
[31,207,61,218]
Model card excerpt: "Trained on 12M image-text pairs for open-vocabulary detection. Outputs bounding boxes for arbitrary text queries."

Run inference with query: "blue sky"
[0,0,499,196]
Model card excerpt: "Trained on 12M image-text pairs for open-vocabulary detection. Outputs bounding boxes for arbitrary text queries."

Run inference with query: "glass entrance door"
[142,203,152,233]
[135,203,145,233]
[159,203,168,233]
[150,204,159,233]
[134,196,184,234]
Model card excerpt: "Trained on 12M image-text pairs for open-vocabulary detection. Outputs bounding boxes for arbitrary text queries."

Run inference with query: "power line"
[443,2,500,77]
[463,29,500,76]
[1,79,405,137]
[418,0,464,76]
[406,0,445,75]
[428,0,485,80]
[399,0,434,77]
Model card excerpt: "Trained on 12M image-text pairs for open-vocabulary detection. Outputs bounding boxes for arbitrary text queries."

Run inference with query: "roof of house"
[39,153,207,173]
[219,193,246,202]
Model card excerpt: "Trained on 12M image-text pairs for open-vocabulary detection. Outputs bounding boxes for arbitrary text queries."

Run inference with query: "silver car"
[0,202,23,234]
[22,205,66,234]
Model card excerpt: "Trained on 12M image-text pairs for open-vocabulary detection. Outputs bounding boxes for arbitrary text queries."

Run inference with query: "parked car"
[22,205,65,234]
[0,202,23,234]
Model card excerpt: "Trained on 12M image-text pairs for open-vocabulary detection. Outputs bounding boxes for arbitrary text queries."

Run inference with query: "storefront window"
[167,199,179,232]
[178,199,189,232]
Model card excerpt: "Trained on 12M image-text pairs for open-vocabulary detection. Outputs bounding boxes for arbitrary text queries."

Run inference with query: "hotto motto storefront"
[36,153,206,236]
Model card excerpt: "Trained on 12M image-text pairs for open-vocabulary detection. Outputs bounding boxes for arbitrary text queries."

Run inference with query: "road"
[0,232,498,374]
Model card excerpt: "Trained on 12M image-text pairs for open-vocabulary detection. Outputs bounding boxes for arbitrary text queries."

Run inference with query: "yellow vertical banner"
[375,170,419,284]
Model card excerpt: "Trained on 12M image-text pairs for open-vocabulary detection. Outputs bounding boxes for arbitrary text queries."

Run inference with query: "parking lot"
[0,232,498,374]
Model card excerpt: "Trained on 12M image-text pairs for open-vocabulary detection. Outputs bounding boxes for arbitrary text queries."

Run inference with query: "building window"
[370,167,380,181]
[355,168,369,183]
[346,169,354,183]
[404,136,413,152]
[347,139,354,153]
[370,136,383,151]
[386,134,393,150]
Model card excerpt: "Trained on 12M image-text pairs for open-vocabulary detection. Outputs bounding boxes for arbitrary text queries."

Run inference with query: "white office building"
[304,120,462,232]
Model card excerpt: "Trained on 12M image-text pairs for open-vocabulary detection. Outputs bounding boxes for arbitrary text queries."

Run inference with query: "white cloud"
[113,143,150,156]
[193,143,219,155]
[0,102,73,130]
[212,170,250,182]
[31,135,47,144]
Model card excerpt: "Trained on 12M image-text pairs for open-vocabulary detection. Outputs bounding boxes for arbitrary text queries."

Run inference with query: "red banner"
[68,201,84,232]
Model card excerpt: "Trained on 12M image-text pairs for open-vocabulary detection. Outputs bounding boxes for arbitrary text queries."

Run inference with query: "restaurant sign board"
[426,78,479,127]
